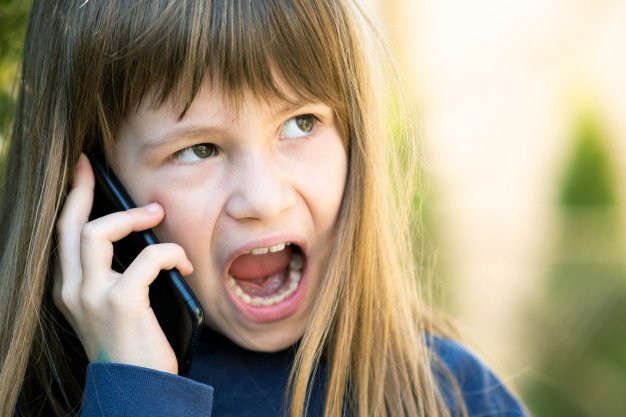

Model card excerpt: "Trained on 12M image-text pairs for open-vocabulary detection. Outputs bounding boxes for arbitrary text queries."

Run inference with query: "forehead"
[132,72,316,125]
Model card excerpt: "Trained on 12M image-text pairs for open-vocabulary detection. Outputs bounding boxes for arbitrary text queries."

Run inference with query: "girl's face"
[113,81,347,351]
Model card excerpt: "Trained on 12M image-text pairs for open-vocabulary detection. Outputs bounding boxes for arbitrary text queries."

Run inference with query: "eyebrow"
[269,99,318,121]
[140,100,323,151]
[141,126,224,151]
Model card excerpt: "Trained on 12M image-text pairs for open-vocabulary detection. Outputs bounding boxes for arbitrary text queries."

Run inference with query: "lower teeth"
[228,253,303,306]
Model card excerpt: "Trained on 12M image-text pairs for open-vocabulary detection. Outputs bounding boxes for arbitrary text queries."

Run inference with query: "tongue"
[229,245,293,280]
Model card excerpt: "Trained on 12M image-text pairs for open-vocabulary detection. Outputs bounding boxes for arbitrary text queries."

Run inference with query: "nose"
[225,153,296,221]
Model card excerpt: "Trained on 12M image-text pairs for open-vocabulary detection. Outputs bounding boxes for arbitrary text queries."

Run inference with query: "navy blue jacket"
[80,329,528,416]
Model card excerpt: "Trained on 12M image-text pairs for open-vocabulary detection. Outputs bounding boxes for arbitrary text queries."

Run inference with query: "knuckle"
[79,290,100,315]
[52,273,78,313]
[154,243,186,266]
[143,243,182,261]
[59,286,74,308]
[106,286,130,311]
[52,283,66,309]
[141,244,162,261]
[79,221,102,243]
[164,242,185,258]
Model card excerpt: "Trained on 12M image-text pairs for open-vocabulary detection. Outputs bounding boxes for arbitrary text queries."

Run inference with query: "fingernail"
[145,202,162,212]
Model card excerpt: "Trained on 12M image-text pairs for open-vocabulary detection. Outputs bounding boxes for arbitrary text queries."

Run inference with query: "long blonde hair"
[0,1,461,416]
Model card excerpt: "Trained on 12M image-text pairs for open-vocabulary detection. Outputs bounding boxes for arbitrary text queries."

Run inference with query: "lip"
[223,235,309,323]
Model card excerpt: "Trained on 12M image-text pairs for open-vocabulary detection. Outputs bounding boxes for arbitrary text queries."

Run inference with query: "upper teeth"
[246,242,290,255]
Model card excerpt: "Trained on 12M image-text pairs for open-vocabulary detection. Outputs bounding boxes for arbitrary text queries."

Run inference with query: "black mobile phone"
[87,151,204,376]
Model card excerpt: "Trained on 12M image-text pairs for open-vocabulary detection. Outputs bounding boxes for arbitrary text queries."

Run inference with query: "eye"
[172,143,217,162]
[280,114,317,139]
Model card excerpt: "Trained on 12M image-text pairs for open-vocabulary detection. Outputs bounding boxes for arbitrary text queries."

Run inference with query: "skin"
[54,82,347,374]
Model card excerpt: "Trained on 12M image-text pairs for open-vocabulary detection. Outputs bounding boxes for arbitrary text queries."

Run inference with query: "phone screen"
[87,151,204,376]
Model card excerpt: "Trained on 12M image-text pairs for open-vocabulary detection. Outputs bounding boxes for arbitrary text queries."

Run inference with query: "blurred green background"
[1,1,625,416]
[0,0,30,145]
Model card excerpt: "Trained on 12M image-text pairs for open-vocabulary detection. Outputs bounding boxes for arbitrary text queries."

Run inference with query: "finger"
[115,243,193,292]
[56,154,95,289]
[57,154,95,231]
[52,255,73,320]
[79,203,165,286]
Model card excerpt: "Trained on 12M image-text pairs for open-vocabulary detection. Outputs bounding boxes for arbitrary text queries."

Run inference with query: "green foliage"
[559,115,617,207]
[0,0,31,142]
[522,111,626,417]
[0,0,31,59]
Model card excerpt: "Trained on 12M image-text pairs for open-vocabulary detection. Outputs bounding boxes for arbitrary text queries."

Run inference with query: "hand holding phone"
[53,152,203,376]
[87,151,204,375]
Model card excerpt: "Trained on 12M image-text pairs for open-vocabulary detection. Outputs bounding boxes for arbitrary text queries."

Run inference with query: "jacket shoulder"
[428,337,529,417]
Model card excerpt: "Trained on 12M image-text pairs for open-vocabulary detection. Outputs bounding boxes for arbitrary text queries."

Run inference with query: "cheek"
[310,149,347,228]
[144,186,218,258]
[295,146,347,253]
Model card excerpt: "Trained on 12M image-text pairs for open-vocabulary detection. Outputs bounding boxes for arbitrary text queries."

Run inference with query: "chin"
[229,322,307,352]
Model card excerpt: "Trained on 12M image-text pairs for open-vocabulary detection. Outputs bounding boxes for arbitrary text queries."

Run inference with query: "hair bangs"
[204,0,349,113]
[69,0,350,155]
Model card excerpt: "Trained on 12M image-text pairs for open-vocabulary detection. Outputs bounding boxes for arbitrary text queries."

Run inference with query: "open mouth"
[227,243,304,307]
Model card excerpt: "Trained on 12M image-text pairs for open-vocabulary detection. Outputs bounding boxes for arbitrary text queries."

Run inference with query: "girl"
[0,0,527,416]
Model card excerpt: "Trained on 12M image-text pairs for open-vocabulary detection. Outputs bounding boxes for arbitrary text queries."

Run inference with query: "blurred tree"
[0,0,31,143]
[560,115,618,207]
[523,112,626,417]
